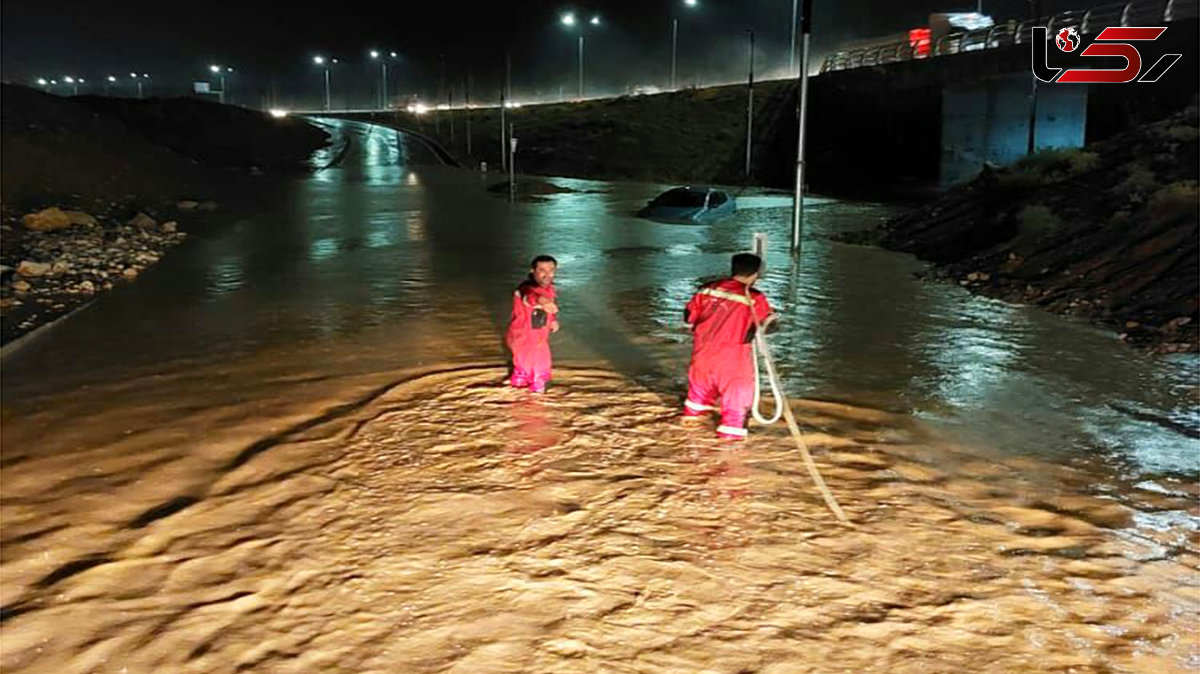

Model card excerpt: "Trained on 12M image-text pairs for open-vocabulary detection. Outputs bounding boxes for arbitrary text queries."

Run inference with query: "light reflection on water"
[1,118,1196,674]
[4,118,1196,480]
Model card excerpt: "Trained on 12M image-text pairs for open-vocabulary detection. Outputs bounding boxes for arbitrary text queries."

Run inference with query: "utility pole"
[790,0,812,255]
[745,29,755,179]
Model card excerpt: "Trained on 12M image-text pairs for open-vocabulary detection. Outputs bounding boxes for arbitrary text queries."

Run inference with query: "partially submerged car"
[637,186,736,224]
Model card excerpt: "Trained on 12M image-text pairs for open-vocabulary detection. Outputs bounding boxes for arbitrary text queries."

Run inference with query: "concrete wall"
[941,73,1088,186]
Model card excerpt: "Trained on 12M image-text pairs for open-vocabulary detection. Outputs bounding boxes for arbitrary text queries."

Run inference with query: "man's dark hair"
[531,255,558,268]
[731,253,762,277]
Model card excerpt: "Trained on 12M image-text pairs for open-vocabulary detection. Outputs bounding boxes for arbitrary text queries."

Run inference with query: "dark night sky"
[2,0,1083,108]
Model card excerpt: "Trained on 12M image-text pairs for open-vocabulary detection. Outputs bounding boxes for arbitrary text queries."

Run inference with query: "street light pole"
[673,1,698,90]
[790,0,799,76]
[671,18,678,89]
[314,57,333,111]
[790,0,812,255]
[1026,0,1041,155]
[465,72,472,156]
[371,51,399,110]
[501,49,510,173]
[210,65,228,104]
[562,13,599,100]
[745,30,755,179]
[500,83,507,173]
[508,123,516,203]
[578,35,585,98]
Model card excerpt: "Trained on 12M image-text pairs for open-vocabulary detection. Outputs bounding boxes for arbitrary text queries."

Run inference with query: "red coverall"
[684,278,773,439]
[507,277,558,392]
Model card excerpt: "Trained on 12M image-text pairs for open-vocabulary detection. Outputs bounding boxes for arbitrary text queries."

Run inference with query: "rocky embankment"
[0,84,329,347]
[0,203,206,345]
[841,104,1199,354]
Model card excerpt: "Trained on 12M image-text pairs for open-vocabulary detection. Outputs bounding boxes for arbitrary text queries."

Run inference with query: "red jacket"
[685,278,772,359]
[507,278,557,343]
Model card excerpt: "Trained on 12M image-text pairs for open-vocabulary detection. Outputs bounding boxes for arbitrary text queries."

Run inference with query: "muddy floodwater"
[2,120,1197,673]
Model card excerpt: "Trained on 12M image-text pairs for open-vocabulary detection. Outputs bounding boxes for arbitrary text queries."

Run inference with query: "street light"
[672,0,699,90]
[209,65,233,104]
[314,55,338,110]
[36,78,48,90]
[63,76,79,95]
[369,49,398,110]
[561,12,601,99]
[128,72,145,98]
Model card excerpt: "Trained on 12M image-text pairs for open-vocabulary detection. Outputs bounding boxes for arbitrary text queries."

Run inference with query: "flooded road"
[2,119,1196,673]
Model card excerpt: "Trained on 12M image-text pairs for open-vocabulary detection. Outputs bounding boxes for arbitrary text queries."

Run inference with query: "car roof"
[668,186,725,195]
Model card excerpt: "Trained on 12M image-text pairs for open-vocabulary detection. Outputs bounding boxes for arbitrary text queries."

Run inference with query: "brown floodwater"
[1,119,1196,673]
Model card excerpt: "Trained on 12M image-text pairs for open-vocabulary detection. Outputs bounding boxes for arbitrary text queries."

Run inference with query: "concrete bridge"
[806,0,1198,189]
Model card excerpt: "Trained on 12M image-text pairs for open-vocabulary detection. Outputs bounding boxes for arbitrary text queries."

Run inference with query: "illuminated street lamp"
[561,12,601,98]
[672,0,699,90]
[369,49,398,110]
[209,65,234,104]
[63,76,80,95]
[128,72,145,98]
[313,55,338,110]
[36,77,48,91]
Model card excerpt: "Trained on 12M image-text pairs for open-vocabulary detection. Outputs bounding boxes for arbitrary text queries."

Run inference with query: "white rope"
[751,324,785,425]
[745,288,851,524]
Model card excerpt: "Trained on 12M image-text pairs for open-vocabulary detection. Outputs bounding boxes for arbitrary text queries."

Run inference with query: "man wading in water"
[506,255,560,393]
[683,253,776,440]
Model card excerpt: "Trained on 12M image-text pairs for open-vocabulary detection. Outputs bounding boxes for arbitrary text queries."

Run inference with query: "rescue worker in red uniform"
[683,253,775,440]
[507,255,560,393]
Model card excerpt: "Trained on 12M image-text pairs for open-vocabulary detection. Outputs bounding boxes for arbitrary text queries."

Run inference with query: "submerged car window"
[709,192,728,206]
[652,189,707,207]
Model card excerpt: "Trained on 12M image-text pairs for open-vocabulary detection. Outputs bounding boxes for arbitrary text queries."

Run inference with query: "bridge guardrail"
[820,0,1198,73]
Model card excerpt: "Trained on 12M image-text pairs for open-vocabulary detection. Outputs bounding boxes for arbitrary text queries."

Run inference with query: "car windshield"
[651,188,707,208]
